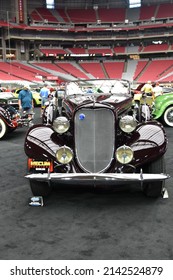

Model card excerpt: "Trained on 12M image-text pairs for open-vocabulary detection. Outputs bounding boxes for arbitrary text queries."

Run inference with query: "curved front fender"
[153,95,173,119]
[24,124,61,160]
[127,121,167,167]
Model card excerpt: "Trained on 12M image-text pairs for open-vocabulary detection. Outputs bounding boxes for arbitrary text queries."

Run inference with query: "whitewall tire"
[0,118,7,139]
[162,106,173,127]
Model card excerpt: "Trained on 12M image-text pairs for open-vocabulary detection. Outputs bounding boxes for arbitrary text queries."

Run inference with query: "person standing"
[141,81,154,98]
[153,82,163,98]
[18,85,34,114]
[5,86,11,92]
[40,83,50,116]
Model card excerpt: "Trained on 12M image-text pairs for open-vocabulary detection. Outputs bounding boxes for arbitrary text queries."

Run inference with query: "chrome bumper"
[25,171,170,185]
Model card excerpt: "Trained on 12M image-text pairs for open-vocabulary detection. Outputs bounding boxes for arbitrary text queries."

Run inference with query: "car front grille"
[75,108,115,173]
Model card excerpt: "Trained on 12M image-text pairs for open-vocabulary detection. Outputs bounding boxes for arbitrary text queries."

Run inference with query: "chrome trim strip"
[26,172,170,182]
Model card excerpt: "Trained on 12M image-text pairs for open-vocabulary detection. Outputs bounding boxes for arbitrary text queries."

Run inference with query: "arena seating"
[1,58,173,83]
[65,8,97,23]
[141,43,169,53]
[38,44,170,57]
[67,48,87,54]
[33,61,103,79]
[97,8,126,23]
[32,62,69,74]
[139,5,157,21]
[29,3,173,26]
[113,47,126,54]
[103,61,125,79]
[133,60,149,81]
[0,62,46,82]
[11,62,49,77]
[87,48,114,55]
[79,62,106,79]
[160,73,173,82]
[30,10,43,23]
[156,3,173,19]
[34,61,91,79]
[137,59,173,83]
[0,70,21,81]
[54,62,90,79]
[56,9,70,23]
[159,64,173,80]
[30,7,126,24]
[40,48,67,56]
[35,8,58,23]
[1,3,173,84]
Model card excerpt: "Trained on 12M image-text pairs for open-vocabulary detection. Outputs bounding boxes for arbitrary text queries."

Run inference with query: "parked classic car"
[0,104,34,139]
[24,79,169,198]
[0,92,19,108]
[132,83,173,127]
[152,90,173,127]
[0,104,19,139]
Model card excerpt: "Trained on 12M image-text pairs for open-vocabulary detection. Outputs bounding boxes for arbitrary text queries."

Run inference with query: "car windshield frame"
[65,79,131,98]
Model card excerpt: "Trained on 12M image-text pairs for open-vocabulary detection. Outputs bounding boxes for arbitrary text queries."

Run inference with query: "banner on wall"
[18,0,24,23]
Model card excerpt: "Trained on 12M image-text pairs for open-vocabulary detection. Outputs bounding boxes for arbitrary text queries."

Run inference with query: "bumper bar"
[25,171,170,185]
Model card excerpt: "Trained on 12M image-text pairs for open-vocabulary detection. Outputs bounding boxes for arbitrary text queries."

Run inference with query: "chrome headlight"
[53,116,69,134]
[116,145,133,164]
[119,115,137,133]
[56,146,73,164]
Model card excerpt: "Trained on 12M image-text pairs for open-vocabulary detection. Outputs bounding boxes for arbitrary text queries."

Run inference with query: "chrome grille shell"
[75,108,115,173]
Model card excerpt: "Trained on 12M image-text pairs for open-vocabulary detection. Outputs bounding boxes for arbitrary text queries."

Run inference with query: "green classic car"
[152,87,173,127]
[133,83,173,127]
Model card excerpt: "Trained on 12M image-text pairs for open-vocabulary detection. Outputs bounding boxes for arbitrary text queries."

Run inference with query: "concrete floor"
[0,108,173,260]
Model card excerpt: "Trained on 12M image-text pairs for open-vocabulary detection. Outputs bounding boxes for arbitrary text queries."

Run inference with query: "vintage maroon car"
[0,104,19,139]
[0,103,34,139]
[24,79,170,198]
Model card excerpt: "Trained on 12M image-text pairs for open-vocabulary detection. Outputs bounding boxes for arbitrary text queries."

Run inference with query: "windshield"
[66,79,131,97]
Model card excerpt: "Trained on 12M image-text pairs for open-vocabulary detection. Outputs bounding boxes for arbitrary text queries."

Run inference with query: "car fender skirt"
[25,172,170,186]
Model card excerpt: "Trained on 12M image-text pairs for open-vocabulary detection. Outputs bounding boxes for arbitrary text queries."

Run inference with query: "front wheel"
[162,106,173,127]
[142,157,165,198]
[30,180,53,197]
[0,118,7,139]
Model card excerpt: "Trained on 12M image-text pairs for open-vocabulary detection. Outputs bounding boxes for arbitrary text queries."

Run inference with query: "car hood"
[155,92,173,102]
[0,92,17,100]
[65,94,132,112]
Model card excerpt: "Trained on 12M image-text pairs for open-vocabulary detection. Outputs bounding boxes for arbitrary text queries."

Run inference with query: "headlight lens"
[119,115,137,133]
[53,116,69,134]
[56,146,73,164]
[116,145,133,164]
